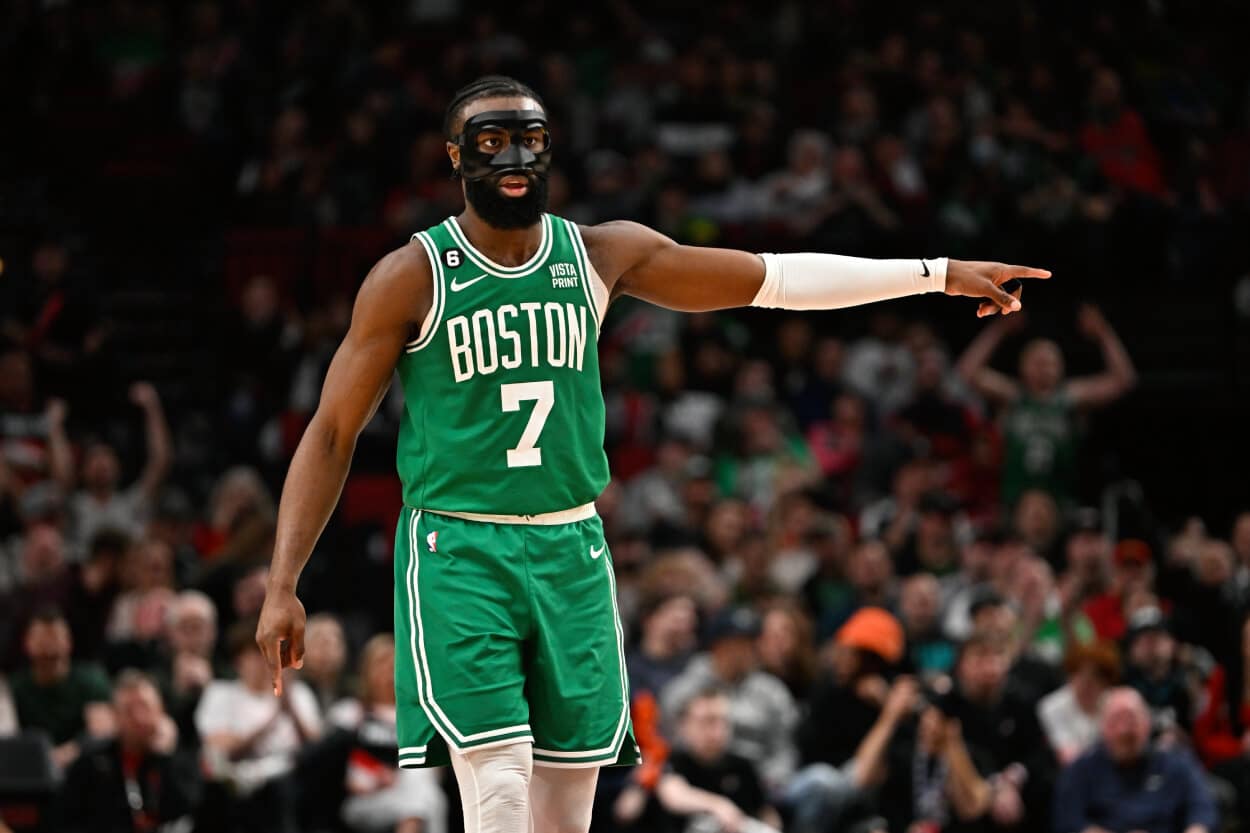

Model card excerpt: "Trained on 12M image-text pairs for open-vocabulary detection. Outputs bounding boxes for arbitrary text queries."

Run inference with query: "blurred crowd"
[3,1,1250,833]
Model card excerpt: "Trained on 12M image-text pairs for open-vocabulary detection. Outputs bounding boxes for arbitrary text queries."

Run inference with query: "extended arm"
[256,244,429,694]
[955,317,1021,404]
[44,398,75,490]
[129,382,172,499]
[1067,305,1136,408]
[583,221,1048,316]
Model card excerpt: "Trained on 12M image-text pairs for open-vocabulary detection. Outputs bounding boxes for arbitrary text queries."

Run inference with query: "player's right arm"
[256,243,431,695]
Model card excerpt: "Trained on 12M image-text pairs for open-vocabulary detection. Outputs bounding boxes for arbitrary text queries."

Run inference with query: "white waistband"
[421,502,597,526]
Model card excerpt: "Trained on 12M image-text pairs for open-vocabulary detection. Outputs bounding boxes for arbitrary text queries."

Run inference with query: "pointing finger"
[273,640,284,697]
[1000,265,1051,281]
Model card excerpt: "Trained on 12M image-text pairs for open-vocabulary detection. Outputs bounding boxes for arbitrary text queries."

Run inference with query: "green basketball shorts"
[392,506,640,769]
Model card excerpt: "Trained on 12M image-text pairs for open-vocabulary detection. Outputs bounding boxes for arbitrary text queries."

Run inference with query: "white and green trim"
[531,552,631,769]
[405,231,446,352]
[443,213,554,278]
[403,509,534,757]
[564,219,609,331]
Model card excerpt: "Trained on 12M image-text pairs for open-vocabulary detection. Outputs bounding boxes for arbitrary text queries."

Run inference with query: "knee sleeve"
[450,741,533,833]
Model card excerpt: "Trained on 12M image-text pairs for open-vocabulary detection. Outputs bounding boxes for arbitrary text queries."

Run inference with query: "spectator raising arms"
[69,382,172,551]
[955,305,1136,507]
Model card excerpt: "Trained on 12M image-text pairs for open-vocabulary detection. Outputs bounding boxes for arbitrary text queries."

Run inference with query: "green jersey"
[1002,390,1078,506]
[395,213,610,515]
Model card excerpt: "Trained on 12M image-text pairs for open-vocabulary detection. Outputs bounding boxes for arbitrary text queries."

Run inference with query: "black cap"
[1124,606,1170,644]
[706,606,762,643]
[968,585,1008,618]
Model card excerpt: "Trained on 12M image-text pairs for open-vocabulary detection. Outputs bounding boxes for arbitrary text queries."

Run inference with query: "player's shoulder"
[577,219,675,282]
[357,239,433,303]
[577,219,666,246]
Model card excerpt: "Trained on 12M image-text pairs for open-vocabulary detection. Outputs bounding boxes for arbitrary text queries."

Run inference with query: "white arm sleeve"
[751,252,948,310]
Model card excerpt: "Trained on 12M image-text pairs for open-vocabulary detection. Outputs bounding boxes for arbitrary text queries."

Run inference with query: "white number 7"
[500,380,554,468]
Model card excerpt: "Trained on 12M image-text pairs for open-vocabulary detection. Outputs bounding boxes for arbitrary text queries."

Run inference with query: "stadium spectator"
[153,589,221,749]
[627,590,698,699]
[193,466,276,565]
[900,572,957,681]
[57,670,198,833]
[655,686,783,833]
[940,632,1057,833]
[662,606,799,792]
[800,607,905,772]
[1053,687,1217,833]
[1121,606,1194,738]
[9,606,114,770]
[1083,538,1158,642]
[873,692,1004,833]
[324,634,447,833]
[69,382,171,551]
[756,599,817,701]
[302,612,352,712]
[823,540,898,635]
[105,537,178,657]
[955,305,1136,507]
[64,527,126,663]
[194,621,321,833]
[1038,641,1121,765]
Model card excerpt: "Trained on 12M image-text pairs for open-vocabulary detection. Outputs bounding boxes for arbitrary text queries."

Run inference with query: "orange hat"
[835,607,904,664]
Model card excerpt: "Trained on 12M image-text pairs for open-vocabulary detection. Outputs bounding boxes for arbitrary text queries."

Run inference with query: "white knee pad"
[450,740,533,833]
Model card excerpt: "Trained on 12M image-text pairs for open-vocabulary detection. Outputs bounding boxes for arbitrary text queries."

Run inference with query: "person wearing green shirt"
[10,607,114,770]
[956,304,1136,508]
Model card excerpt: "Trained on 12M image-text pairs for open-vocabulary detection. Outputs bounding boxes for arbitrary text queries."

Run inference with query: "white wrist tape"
[750,252,947,310]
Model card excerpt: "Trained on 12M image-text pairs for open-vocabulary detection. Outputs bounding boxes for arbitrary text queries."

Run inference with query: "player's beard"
[464,173,549,230]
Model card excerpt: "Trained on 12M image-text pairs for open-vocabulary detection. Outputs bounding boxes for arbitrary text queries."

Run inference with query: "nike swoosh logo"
[589,545,605,560]
[919,259,930,277]
[450,274,489,292]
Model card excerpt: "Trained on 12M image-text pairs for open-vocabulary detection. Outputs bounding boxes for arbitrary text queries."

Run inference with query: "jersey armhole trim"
[405,232,445,352]
[565,220,608,332]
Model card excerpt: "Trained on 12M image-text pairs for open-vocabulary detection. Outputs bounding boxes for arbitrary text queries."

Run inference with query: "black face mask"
[452,109,552,181]
[453,109,553,229]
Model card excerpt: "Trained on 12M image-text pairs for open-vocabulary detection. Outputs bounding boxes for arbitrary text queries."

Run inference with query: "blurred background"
[1,1,1250,832]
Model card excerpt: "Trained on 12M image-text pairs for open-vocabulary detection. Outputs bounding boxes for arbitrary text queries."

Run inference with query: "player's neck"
[456,207,544,268]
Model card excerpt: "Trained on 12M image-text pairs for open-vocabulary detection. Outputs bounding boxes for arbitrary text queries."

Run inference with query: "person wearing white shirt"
[195,621,320,833]
[1037,640,1120,765]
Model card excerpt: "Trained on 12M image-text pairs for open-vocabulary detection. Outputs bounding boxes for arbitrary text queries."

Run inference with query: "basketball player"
[256,75,1050,833]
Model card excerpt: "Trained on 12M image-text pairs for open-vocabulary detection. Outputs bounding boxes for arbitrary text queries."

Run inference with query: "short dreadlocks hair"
[443,75,545,139]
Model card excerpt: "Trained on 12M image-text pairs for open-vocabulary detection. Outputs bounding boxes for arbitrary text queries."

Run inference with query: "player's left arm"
[583,221,1050,317]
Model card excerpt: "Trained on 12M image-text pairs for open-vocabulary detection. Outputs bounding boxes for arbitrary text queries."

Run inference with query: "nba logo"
[426,530,438,552]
